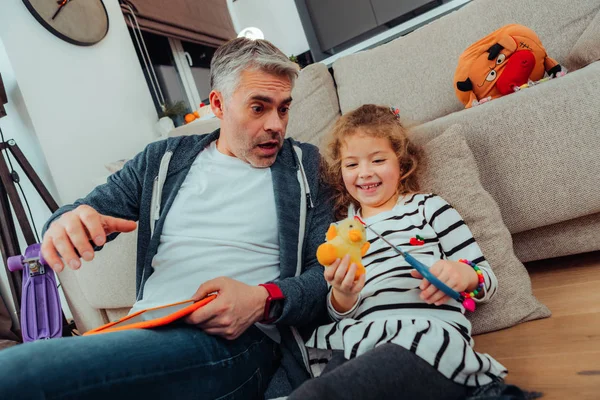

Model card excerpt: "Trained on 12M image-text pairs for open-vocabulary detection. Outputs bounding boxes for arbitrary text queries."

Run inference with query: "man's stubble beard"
[240,131,284,168]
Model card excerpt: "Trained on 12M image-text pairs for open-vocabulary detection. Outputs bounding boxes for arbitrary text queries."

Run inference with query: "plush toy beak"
[349,230,363,242]
[496,50,536,95]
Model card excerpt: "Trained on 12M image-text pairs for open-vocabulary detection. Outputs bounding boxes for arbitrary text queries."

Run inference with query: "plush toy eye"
[349,224,354,228]
[486,70,497,82]
[496,54,506,65]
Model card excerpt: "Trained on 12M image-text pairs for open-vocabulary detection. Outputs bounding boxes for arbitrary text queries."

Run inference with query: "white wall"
[227,0,310,56]
[0,0,158,205]
[0,39,60,327]
[0,0,159,326]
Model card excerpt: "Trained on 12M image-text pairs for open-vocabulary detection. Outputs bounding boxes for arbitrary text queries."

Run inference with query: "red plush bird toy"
[454,24,564,108]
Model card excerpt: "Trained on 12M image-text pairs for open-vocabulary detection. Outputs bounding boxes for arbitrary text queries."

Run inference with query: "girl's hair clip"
[390,107,400,119]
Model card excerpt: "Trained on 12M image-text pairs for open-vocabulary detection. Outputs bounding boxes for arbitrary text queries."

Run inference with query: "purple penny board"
[7,243,62,342]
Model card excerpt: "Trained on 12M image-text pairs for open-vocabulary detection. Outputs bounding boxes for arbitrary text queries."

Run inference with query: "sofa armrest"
[57,267,109,333]
[58,229,137,322]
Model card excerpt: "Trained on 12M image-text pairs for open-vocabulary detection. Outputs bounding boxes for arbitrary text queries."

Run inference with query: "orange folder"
[84,294,217,336]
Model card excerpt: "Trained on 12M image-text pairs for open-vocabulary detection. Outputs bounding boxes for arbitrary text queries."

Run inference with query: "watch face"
[23,0,109,46]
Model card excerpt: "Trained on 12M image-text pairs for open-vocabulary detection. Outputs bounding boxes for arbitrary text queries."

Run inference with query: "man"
[0,38,332,399]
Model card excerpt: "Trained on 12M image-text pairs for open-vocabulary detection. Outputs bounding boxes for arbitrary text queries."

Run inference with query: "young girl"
[290,105,509,400]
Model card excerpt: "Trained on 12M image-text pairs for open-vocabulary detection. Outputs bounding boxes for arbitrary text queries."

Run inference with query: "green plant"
[160,101,188,119]
[289,54,298,63]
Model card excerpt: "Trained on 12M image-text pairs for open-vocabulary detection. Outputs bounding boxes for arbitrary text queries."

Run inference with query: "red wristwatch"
[259,283,285,324]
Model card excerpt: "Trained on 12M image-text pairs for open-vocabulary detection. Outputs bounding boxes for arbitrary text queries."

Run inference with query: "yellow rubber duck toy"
[316,216,370,279]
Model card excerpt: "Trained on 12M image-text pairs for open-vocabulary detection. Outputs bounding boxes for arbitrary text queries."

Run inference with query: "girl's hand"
[325,255,366,313]
[410,260,479,306]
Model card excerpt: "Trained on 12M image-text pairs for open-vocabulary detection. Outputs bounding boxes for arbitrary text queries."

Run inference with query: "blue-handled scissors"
[354,216,466,305]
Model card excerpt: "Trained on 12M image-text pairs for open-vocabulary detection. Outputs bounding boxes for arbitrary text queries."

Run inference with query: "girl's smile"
[357,182,382,192]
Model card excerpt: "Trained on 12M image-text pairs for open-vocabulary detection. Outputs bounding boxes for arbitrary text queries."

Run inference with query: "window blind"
[120,0,236,47]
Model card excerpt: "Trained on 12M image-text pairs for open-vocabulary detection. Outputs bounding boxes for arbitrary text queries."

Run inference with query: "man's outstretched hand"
[185,277,269,340]
[41,205,137,272]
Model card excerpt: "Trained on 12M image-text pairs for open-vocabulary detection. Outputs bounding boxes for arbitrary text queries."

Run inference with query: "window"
[126,28,216,125]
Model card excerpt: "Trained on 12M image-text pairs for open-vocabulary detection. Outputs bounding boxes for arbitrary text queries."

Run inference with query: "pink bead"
[463,298,476,312]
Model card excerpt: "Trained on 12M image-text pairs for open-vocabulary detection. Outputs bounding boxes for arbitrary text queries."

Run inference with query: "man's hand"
[326,255,365,314]
[41,205,137,272]
[410,260,479,306]
[184,277,269,340]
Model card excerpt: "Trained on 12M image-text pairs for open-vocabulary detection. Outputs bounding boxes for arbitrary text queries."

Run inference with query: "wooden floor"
[474,251,600,400]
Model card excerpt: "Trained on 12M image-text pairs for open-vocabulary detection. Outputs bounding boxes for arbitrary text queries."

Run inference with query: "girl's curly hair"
[321,104,422,220]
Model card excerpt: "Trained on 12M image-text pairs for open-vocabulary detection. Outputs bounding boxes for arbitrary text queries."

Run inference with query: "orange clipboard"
[84,294,217,336]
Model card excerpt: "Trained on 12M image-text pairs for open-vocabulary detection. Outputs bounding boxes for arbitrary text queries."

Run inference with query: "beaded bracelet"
[458,259,485,312]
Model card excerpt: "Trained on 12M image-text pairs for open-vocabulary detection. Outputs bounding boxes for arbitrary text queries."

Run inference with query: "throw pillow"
[416,124,551,335]
[287,63,341,146]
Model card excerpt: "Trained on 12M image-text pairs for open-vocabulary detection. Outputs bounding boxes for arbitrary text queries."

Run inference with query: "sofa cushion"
[333,0,600,126]
[513,212,600,263]
[286,63,341,146]
[410,61,600,235]
[418,125,550,334]
[567,8,600,69]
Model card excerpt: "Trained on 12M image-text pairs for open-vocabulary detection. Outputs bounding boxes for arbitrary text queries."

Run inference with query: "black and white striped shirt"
[306,194,507,386]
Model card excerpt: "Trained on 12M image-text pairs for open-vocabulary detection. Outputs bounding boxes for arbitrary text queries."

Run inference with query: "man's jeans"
[0,324,278,399]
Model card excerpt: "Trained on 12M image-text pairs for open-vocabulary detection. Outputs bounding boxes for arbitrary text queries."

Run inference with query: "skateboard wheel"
[7,255,24,272]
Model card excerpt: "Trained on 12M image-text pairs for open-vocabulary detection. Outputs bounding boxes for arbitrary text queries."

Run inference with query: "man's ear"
[209,90,225,119]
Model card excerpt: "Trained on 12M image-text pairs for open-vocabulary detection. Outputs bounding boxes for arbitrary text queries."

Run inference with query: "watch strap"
[259,283,284,323]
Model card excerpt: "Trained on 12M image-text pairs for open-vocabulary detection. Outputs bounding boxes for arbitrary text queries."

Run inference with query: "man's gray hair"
[210,37,299,100]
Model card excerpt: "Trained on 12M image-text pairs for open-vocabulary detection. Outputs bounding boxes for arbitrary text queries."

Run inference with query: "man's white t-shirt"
[130,140,280,313]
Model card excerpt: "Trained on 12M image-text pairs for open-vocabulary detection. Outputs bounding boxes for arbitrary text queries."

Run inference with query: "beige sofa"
[289,0,600,265]
[55,0,600,394]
